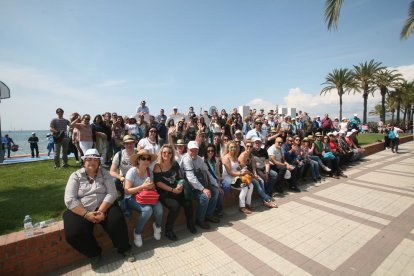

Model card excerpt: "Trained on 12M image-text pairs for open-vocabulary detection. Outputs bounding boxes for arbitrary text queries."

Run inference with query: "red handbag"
[135,168,159,205]
[135,190,159,205]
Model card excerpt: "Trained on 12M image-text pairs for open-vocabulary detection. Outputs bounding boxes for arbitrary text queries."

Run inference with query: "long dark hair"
[146,127,159,144]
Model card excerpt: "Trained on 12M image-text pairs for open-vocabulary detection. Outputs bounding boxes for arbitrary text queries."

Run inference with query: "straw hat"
[175,139,186,146]
[315,132,323,137]
[122,135,136,144]
[130,149,157,165]
[307,135,315,141]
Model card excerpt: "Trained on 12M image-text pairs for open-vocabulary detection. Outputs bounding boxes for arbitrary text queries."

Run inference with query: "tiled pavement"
[55,141,414,276]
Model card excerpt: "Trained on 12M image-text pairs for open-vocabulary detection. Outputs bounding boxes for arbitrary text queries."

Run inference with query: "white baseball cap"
[187,141,199,149]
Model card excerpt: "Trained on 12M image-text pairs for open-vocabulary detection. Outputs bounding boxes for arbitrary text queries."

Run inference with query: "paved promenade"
[56,141,414,276]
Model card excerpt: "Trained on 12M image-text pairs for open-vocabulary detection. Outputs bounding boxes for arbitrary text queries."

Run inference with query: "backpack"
[388,130,396,139]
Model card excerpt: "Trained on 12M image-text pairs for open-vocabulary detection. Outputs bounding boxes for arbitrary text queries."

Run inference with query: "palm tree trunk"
[391,111,395,124]
[339,93,343,121]
[396,100,401,125]
[363,92,368,124]
[380,88,386,123]
[403,108,407,126]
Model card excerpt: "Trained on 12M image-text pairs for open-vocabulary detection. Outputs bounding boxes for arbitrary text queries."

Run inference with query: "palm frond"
[401,0,414,39]
[325,0,344,31]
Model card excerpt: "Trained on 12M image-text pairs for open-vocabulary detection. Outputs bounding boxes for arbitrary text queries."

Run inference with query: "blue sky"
[0,0,413,130]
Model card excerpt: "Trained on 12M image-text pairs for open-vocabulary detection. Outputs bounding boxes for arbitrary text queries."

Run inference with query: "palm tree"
[386,94,397,124]
[374,69,403,123]
[320,68,358,121]
[400,81,414,126]
[324,0,414,39]
[353,60,385,124]
[369,103,384,121]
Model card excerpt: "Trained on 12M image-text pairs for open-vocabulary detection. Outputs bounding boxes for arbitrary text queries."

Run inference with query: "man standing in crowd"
[4,134,15,158]
[136,100,149,116]
[50,108,70,168]
[28,132,39,158]
[156,109,167,123]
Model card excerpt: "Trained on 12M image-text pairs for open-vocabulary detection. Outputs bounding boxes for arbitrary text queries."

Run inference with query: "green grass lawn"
[0,133,411,235]
[0,158,82,235]
[357,132,410,146]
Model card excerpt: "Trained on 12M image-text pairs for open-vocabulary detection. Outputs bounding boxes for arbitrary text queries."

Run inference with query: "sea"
[2,130,51,156]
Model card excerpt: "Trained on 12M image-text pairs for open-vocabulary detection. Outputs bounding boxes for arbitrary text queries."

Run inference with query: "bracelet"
[82,210,89,218]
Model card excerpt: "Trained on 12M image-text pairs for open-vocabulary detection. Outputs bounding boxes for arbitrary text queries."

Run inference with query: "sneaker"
[133,233,142,247]
[322,165,331,172]
[153,223,161,240]
[122,249,136,262]
[90,254,103,270]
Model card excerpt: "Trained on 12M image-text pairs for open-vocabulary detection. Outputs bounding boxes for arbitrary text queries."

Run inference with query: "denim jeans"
[126,197,163,234]
[308,160,320,179]
[251,177,271,203]
[193,185,219,222]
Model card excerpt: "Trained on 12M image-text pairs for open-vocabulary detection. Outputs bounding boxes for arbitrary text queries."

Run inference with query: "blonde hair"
[157,144,176,164]
[223,141,240,156]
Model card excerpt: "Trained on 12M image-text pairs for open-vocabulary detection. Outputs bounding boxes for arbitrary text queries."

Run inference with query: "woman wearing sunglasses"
[137,127,160,156]
[154,145,196,241]
[222,141,254,214]
[124,149,163,247]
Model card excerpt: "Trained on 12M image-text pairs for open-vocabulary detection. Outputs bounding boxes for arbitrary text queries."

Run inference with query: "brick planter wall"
[0,135,412,275]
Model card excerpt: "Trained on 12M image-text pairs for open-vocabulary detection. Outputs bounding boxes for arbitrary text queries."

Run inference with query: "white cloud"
[247,87,380,120]
[389,64,414,82]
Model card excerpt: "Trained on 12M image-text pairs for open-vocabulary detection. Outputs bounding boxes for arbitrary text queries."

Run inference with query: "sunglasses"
[288,140,294,142]
[245,145,252,148]
[207,149,215,153]
[162,151,172,155]
[149,130,157,133]
[140,157,151,161]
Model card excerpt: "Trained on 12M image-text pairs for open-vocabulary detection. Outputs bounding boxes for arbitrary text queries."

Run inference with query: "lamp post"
[0,81,11,163]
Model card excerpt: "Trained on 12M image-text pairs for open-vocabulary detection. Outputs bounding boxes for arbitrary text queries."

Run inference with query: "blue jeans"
[308,160,320,179]
[251,177,271,203]
[193,185,219,222]
[126,197,163,234]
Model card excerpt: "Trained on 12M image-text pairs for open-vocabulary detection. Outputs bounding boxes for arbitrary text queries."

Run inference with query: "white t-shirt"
[138,138,160,155]
[126,124,139,135]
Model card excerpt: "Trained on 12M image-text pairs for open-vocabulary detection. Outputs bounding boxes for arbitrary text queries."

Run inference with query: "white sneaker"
[323,165,331,172]
[153,223,161,240]
[134,233,142,247]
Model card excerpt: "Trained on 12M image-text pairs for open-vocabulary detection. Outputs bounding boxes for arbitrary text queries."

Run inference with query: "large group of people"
[61,102,378,269]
